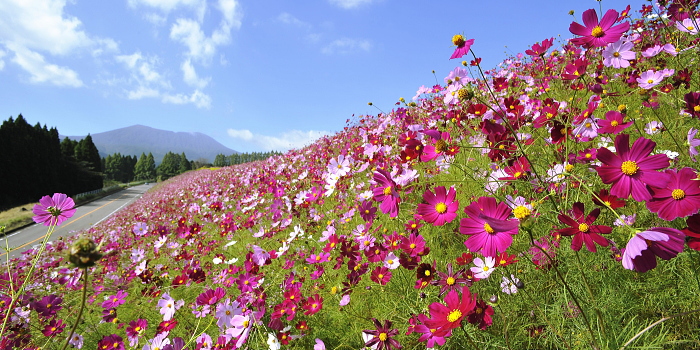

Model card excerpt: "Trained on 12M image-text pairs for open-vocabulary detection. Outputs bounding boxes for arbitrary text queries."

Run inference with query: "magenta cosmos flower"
[416,186,459,226]
[597,110,632,134]
[450,34,474,59]
[647,167,700,221]
[459,197,519,257]
[622,227,685,273]
[569,8,630,48]
[423,286,476,337]
[372,169,401,218]
[595,133,671,201]
[32,193,76,226]
[556,202,611,252]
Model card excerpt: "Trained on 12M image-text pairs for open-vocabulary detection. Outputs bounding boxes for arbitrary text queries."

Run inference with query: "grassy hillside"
[3,2,700,350]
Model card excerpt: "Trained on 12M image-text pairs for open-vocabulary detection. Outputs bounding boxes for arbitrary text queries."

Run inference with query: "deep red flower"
[569,9,630,48]
[556,202,611,252]
[592,188,626,209]
[682,213,700,251]
[363,318,402,350]
[596,133,671,201]
[684,92,700,118]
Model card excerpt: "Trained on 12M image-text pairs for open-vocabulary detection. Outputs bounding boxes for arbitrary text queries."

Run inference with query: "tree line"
[212,151,282,167]
[0,114,103,210]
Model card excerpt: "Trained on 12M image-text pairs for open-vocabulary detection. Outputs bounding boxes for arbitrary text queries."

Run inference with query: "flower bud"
[68,237,103,268]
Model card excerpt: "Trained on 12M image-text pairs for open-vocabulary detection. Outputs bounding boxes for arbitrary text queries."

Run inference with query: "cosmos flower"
[363,318,402,350]
[647,167,700,221]
[459,196,519,257]
[595,133,671,201]
[556,202,612,252]
[32,193,76,226]
[622,227,685,272]
[569,8,630,48]
[450,34,474,59]
[416,186,459,226]
[602,39,635,68]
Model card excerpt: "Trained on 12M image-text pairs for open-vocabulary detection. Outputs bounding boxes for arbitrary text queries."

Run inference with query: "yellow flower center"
[513,206,531,220]
[621,160,639,175]
[585,122,592,128]
[591,26,604,37]
[410,243,416,249]
[452,34,465,47]
[446,276,456,285]
[611,120,619,127]
[694,105,700,112]
[435,139,448,153]
[435,202,447,214]
[424,270,431,276]
[378,273,384,279]
[383,186,392,196]
[613,52,620,57]
[688,25,695,31]
[483,266,489,271]
[672,189,686,200]
[484,222,495,234]
[647,79,654,84]
[243,320,250,328]
[578,223,590,233]
[447,309,463,322]
[379,333,388,341]
[565,164,574,172]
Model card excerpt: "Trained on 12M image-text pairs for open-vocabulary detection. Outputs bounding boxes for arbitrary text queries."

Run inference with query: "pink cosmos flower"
[450,34,474,59]
[597,110,632,134]
[32,193,76,226]
[595,133,671,201]
[602,39,635,68]
[622,227,685,272]
[423,286,476,336]
[676,18,699,34]
[569,9,630,48]
[372,169,401,218]
[459,197,520,257]
[370,266,392,285]
[688,128,700,161]
[525,37,554,57]
[407,314,451,348]
[637,70,666,89]
[647,167,700,221]
[416,186,459,226]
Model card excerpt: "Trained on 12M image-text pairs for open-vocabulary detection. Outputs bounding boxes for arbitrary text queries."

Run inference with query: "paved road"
[0,184,153,260]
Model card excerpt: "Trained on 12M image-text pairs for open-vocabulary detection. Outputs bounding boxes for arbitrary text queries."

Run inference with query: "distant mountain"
[65,125,237,163]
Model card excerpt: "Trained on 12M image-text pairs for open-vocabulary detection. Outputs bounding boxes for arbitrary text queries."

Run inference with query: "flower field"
[3,2,700,349]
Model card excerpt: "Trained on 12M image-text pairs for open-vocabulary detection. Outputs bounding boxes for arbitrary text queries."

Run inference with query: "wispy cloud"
[8,43,83,87]
[277,12,311,29]
[227,128,330,151]
[328,0,375,9]
[321,38,371,55]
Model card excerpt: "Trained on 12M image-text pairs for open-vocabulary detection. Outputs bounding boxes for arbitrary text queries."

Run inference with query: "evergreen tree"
[157,152,180,180]
[145,153,156,180]
[213,153,228,167]
[75,134,102,172]
[178,152,191,173]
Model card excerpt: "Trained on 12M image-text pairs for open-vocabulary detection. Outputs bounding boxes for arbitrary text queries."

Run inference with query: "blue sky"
[0,0,647,153]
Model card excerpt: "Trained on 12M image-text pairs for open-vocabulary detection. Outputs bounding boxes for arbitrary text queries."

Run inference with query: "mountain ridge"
[64,124,237,163]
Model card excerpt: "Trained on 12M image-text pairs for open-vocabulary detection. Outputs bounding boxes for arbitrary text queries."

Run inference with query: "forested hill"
[65,124,237,163]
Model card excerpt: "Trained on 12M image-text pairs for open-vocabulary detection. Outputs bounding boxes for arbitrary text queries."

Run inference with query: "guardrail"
[74,185,123,200]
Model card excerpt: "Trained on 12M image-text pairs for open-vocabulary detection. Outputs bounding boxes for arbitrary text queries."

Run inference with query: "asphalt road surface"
[0,184,153,260]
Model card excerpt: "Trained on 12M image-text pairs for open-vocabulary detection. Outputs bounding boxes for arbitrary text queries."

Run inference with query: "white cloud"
[321,38,371,55]
[162,90,211,108]
[227,129,330,151]
[127,86,160,99]
[115,52,170,88]
[128,0,206,22]
[277,13,311,29]
[169,0,241,63]
[8,43,82,87]
[0,0,92,56]
[328,0,374,9]
[0,50,5,70]
[181,58,210,88]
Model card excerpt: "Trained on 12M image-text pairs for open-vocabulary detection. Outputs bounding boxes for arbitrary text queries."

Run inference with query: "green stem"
[60,268,89,350]
[459,323,481,350]
[620,307,700,349]
[574,251,606,338]
[0,223,56,338]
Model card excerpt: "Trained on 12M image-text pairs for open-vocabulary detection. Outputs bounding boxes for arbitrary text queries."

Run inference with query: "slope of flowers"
[3,1,700,349]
